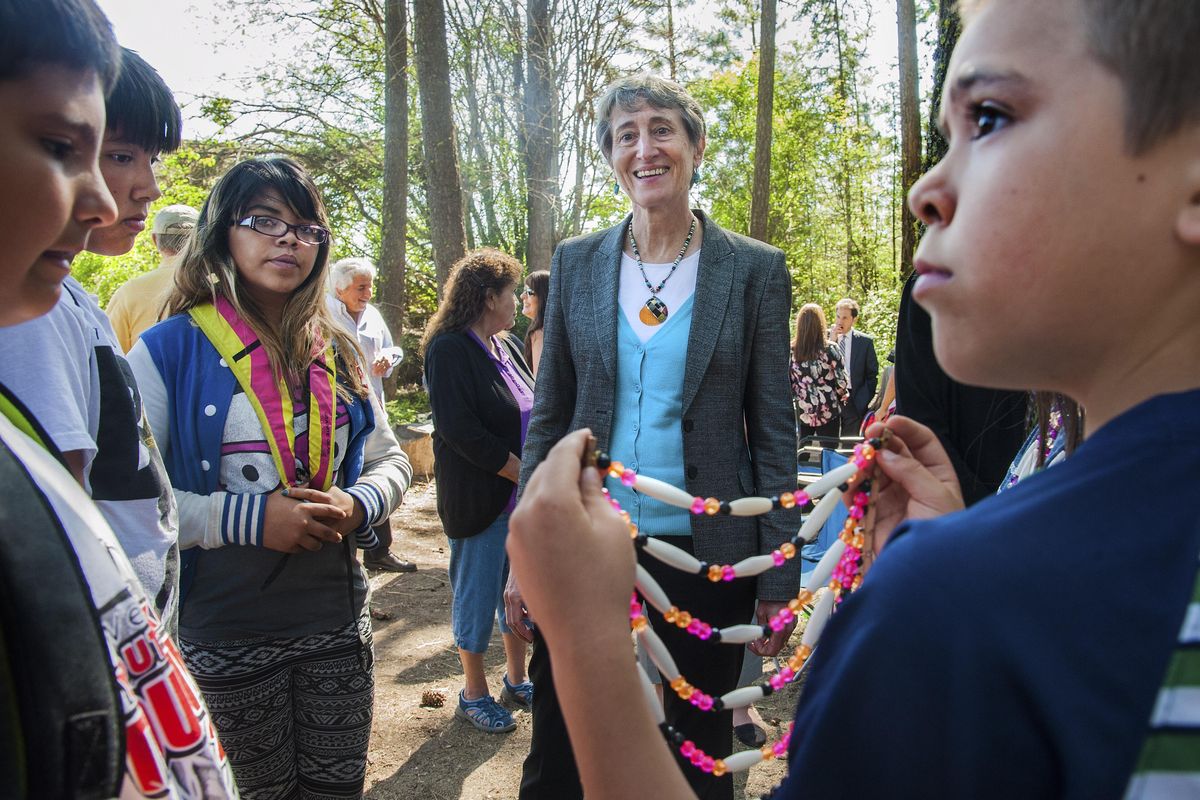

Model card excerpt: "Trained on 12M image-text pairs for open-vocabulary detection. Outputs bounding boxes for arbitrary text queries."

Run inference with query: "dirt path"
[364,480,796,798]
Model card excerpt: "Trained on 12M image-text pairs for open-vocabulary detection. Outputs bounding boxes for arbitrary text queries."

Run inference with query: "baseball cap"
[151,204,199,234]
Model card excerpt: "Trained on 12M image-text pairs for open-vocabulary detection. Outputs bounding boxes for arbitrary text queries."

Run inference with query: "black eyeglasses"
[236,215,330,245]
[521,288,536,297]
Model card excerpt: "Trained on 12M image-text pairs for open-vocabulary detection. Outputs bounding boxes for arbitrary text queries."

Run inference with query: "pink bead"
[690,750,705,766]
[854,491,869,507]
[794,491,810,506]
[681,740,696,757]
[621,469,637,487]
[773,741,788,757]
[722,565,735,582]
[769,616,785,632]
[772,550,786,566]
[687,619,702,635]
[769,674,786,690]
[780,608,794,623]
[691,497,706,515]
[701,756,715,772]
[849,505,864,519]
[780,667,795,681]
[854,455,868,469]
[698,694,714,711]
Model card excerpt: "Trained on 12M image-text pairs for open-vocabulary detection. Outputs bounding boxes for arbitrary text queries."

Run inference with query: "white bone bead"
[637,625,680,681]
[797,489,842,543]
[633,474,696,510]
[719,685,767,710]
[728,496,773,516]
[801,589,836,647]
[635,565,670,613]
[719,624,769,644]
[803,540,847,594]
[635,664,666,723]
[731,554,776,578]
[803,460,860,499]
[723,749,764,773]
[643,536,704,573]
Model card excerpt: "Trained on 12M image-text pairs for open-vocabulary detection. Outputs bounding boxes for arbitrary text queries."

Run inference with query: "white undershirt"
[618,250,701,343]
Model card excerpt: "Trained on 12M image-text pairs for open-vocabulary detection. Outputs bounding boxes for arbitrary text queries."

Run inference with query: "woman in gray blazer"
[508,74,797,800]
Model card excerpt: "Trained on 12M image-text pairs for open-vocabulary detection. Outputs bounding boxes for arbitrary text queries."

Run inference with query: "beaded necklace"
[628,215,696,326]
[589,436,886,781]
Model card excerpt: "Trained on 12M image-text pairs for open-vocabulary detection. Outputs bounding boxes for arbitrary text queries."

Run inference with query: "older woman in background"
[423,249,535,733]
[509,73,796,800]
[328,257,415,573]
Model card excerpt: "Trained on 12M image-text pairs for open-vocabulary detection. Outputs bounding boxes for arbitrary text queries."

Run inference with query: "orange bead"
[843,517,855,531]
[608,461,624,476]
[631,616,648,631]
[780,542,796,559]
[795,588,813,605]
[708,565,724,582]
[761,745,775,761]
[664,606,678,623]
[712,760,728,777]
[679,685,694,700]
[670,677,687,691]
[704,497,720,515]
[829,578,842,592]
[852,534,865,549]
[676,611,692,627]
[796,644,813,660]
[861,444,875,459]
[779,492,796,509]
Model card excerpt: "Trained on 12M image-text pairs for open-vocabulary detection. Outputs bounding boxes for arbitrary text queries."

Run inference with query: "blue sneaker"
[456,690,516,733]
[501,674,534,710]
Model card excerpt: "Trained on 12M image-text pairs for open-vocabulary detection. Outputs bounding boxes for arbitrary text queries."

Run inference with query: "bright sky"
[95,0,914,141]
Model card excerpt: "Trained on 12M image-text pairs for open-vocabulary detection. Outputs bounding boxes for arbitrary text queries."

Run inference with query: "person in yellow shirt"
[106,203,198,351]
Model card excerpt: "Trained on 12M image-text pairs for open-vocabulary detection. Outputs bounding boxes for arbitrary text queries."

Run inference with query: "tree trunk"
[413,0,467,292]
[896,0,920,279]
[748,0,776,243]
[378,0,409,399]
[924,0,960,172]
[523,0,557,273]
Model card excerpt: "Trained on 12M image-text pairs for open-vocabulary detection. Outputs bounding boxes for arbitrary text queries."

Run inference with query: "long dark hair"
[166,157,366,398]
[791,303,830,363]
[1032,392,1084,467]
[522,269,550,365]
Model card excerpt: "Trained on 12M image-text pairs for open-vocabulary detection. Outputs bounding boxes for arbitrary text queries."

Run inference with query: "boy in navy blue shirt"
[505,0,1200,797]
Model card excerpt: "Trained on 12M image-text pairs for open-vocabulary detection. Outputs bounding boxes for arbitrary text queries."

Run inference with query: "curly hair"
[421,249,523,354]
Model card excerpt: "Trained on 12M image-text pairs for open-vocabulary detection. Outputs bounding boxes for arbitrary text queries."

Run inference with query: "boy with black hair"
[505,0,1200,797]
[0,46,184,632]
[0,1,236,795]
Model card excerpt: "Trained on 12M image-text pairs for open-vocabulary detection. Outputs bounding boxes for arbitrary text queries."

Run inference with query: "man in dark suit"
[833,298,879,437]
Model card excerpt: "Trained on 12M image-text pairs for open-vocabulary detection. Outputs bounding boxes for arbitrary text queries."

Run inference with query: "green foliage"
[385,385,430,427]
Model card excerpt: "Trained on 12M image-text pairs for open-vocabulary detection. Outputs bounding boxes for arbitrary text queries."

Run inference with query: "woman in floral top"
[791,303,850,444]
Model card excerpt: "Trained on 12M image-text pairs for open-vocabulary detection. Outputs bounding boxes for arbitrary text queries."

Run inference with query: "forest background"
[86,0,952,423]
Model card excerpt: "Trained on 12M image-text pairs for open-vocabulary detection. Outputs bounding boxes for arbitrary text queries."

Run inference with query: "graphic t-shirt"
[0,414,237,798]
[0,278,180,630]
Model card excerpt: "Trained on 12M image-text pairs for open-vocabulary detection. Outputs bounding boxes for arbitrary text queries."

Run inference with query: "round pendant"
[640,296,669,326]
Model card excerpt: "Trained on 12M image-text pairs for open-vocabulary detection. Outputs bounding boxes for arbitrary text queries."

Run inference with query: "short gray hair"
[594,73,706,163]
[329,257,377,294]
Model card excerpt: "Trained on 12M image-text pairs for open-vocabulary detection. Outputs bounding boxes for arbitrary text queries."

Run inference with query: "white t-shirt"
[0,278,179,628]
[618,250,700,343]
[0,415,236,798]
[326,296,402,400]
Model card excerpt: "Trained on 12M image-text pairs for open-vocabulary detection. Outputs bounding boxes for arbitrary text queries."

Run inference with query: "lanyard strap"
[0,381,68,468]
[189,298,337,489]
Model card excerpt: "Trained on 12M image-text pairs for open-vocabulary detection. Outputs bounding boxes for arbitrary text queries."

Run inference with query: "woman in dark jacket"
[422,249,535,733]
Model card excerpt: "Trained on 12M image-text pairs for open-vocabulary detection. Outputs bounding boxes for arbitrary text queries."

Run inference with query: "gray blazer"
[518,210,799,599]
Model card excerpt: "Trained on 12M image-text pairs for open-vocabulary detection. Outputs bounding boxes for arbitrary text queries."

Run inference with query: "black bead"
[634,533,648,548]
[760,682,774,697]
[718,501,731,515]
[761,624,772,637]
[710,630,722,642]
[838,482,850,492]
[596,453,611,471]
[770,495,781,508]
[711,698,724,712]
[858,479,873,493]
[867,437,882,448]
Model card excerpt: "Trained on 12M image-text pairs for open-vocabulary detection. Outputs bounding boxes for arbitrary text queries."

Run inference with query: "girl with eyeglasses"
[521,270,550,376]
[127,157,411,798]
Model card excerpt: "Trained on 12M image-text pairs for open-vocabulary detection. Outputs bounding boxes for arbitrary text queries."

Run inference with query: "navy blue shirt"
[779,389,1200,799]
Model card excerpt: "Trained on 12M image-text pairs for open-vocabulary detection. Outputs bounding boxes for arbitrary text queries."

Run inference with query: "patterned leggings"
[180,616,374,799]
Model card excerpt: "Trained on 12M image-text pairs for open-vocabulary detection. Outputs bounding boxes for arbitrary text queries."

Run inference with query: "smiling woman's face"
[609,102,703,214]
[228,190,319,307]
